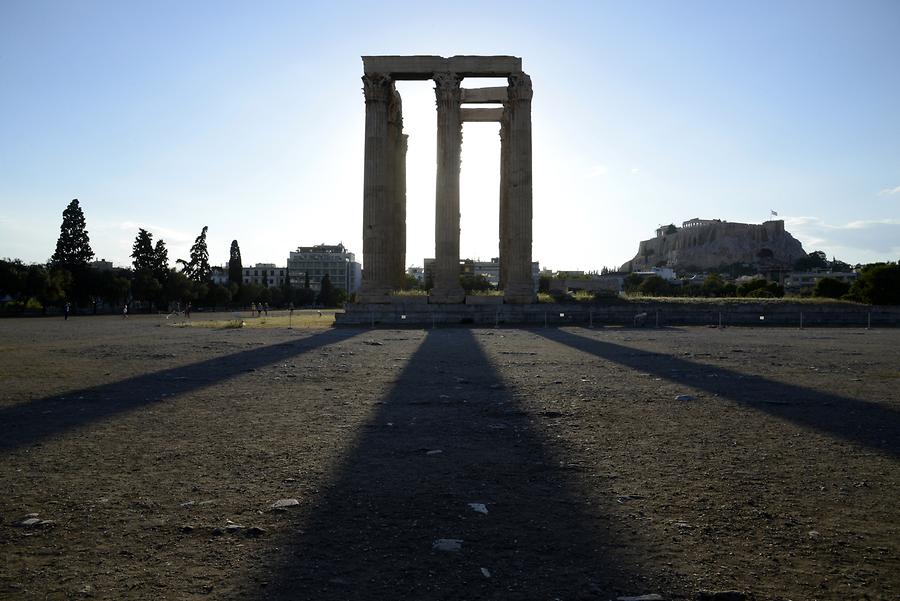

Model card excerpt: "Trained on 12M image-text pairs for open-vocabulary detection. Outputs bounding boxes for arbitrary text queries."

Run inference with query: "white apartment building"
[287,244,361,294]
[243,263,287,288]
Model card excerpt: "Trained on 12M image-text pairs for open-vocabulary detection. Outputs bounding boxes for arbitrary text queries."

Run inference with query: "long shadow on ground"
[242,329,668,600]
[0,329,359,453]
[537,328,900,460]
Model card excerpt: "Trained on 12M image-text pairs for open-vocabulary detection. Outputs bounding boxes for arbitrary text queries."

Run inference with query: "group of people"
[250,302,270,317]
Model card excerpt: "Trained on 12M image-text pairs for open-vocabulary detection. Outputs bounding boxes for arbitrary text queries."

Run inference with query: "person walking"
[185,302,192,319]
[122,303,128,319]
[64,302,71,321]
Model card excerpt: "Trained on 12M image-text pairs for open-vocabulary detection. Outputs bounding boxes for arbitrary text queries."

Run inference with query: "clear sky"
[1,0,898,271]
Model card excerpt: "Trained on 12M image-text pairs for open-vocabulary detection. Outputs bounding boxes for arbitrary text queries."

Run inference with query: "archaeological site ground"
[1,314,898,600]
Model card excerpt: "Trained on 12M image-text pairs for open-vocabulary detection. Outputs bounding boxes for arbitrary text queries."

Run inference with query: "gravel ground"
[1,314,898,600]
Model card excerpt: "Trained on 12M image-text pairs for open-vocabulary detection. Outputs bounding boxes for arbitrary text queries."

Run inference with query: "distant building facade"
[210,266,229,286]
[423,257,541,292]
[784,270,858,293]
[90,259,113,271]
[243,263,287,288]
[287,243,361,294]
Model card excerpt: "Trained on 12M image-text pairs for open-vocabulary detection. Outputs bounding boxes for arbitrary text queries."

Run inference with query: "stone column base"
[503,283,535,304]
[357,285,393,304]
[429,288,465,304]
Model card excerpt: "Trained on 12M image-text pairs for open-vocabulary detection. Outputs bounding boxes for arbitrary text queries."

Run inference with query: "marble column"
[358,73,394,303]
[498,109,510,291]
[394,132,408,289]
[387,89,407,290]
[431,72,465,303]
[503,73,535,304]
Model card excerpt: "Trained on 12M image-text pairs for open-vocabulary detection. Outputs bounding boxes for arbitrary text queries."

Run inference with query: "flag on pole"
[770,210,778,216]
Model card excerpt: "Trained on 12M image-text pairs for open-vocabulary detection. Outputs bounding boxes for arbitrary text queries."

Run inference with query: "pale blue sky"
[1,0,898,271]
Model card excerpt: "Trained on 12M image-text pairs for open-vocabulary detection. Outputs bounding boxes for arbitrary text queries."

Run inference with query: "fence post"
[800,312,803,330]
[867,311,871,330]
[655,311,659,328]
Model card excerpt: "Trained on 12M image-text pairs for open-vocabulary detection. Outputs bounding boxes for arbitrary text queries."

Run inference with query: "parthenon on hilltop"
[357,55,534,304]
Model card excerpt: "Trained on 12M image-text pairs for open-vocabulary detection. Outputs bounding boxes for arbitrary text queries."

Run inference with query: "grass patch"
[169,310,338,329]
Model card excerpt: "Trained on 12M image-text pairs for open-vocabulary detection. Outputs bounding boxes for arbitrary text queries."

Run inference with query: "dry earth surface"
[1,313,898,600]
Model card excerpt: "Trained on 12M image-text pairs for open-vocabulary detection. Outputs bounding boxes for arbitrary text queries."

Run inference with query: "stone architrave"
[502,73,534,303]
[358,73,395,302]
[431,72,465,303]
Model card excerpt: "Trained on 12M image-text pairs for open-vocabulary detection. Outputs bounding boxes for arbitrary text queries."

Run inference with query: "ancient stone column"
[503,73,535,304]
[498,109,510,291]
[394,132,408,289]
[358,73,394,303]
[387,89,407,290]
[431,72,465,303]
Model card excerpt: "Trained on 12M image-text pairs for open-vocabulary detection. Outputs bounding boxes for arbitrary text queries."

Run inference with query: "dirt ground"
[1,313,898,600]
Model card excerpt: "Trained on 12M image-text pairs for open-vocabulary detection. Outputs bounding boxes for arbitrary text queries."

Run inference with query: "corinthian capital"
[433,72,462,108]
[507,72,533,102]
[362,73,393,103]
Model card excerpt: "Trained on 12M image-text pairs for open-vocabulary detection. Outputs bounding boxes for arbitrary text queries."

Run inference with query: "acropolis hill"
[621,218,807,272]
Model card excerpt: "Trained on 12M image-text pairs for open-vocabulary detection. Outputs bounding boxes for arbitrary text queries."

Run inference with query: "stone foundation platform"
[334,301,900,328]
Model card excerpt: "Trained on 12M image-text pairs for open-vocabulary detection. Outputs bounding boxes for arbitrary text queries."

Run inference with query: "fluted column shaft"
[393,132,408,289]
[387,90,407,290]
[431,72,465,303]
[504,73,535,303]
[359,74,394,302]
[499,110,510,291]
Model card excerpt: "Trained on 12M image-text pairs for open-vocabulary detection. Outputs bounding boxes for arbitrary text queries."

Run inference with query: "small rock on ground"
[432,538,463,552]
[271,498,300,509]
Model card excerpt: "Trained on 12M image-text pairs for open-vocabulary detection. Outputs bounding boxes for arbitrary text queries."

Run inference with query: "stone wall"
[336,301,900,328]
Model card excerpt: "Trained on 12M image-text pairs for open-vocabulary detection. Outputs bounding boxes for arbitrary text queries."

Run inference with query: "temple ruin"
[357,55,534,304]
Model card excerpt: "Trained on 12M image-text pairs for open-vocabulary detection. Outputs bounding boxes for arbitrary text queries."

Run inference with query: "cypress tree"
[51,199,94,270]
[228,240,243,285]
[131,229,155,273]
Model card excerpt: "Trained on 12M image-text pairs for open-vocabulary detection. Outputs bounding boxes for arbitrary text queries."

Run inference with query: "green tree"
[131,229,155,273]
[793,250,828,271]
[163,270,193,306]
[638,275,668,296]
[847,263,900,305]
[228,240,243,286]
[153,240,169,284]
[177,226,211,282]
[51,199,94,271]
[702,273,725,297]
[317,274,339,307]
[813,277,850,299]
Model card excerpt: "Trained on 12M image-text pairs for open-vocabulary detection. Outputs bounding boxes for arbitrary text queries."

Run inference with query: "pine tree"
[177,226,211,282]
[152,239,169,283]
[131,229,155,273]
[228,240,243,285]
[51,199,94,270]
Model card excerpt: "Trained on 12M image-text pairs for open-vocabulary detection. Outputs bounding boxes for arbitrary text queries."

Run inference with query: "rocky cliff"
[621,220,806,272]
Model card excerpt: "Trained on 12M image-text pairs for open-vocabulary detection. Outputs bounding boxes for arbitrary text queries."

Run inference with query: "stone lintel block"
[461,87,508,103]
[460,108,504,122]
[362,55,522,79]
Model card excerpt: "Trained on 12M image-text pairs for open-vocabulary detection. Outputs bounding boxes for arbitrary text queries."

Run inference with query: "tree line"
[0,199,347,315]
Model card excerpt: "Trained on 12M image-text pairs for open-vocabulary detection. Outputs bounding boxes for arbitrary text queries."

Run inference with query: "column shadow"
[242,329,665,600]
[0,329,360,453]
[536,328,900,460]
